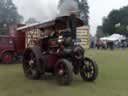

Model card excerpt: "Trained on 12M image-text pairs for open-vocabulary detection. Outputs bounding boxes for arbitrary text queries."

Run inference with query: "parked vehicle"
[96,39,107,49]
[0,24,25,64]
[19,15,98,85]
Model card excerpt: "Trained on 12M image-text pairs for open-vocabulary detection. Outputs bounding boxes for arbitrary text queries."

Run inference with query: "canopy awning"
[100,34,126,41]
[17,15,84,32]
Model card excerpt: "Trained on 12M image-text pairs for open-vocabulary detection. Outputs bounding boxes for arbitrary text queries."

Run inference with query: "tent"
[100,34,126,41]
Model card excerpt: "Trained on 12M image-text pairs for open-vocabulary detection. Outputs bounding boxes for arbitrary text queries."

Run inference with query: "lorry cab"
[0,35,15,50]
[0,35,16,64]
[0,24,25,64]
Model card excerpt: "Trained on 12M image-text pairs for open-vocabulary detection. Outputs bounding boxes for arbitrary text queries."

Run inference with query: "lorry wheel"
[22,48,40,80]
[80,57,98,82]
[2,52,14,64]
[55,59,73,85]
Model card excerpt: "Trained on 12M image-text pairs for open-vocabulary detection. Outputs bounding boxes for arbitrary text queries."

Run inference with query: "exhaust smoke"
[58,0,82,39]
[58,0,79,16]
[13,0,59,22]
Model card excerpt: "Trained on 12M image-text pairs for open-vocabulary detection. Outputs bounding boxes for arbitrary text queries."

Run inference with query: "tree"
[102,6,128,36]
[25,18,39,25]
[96,26,105,38]
[76,0,89,25]
[0,0,23,34]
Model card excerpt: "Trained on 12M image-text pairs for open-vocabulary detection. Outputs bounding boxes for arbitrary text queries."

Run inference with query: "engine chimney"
[68,14,77,40]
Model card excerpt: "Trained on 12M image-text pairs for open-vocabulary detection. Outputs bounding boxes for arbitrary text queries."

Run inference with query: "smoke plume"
[13,0,83,23]
[58,0,79,16]
[13,0,59,22]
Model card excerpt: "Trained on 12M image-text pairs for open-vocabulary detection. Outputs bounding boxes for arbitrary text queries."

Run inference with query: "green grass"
[0,49,128,96]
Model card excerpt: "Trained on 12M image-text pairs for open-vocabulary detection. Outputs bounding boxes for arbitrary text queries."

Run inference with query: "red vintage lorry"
[0,24,25,64]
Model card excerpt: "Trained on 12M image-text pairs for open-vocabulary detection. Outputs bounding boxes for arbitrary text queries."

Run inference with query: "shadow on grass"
[35,73,98,87]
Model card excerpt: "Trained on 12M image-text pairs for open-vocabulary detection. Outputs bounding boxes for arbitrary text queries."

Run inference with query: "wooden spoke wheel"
[22,48,40,80]
[80,57,98,81]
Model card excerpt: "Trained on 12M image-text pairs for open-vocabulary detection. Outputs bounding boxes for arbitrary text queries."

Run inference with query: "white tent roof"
[100,34,126,41]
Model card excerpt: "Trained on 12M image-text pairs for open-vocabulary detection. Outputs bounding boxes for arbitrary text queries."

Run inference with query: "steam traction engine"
[17,15,98,85]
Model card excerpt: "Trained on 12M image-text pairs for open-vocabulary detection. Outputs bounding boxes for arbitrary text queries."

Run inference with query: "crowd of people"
[95,39,128,50]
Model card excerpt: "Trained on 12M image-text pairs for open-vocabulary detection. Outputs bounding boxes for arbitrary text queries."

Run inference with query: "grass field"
[0,49,128,96]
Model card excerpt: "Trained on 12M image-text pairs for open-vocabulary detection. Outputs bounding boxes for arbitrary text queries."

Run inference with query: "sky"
[13,0,128,36]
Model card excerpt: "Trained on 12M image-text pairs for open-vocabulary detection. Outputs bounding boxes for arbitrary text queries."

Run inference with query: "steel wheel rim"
[82,60,95,79]
[23,49,37,76]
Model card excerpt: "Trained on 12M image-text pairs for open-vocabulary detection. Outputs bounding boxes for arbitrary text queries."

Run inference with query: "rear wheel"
[80,57,98,81]
[22,48,40,80]
[2,52,14,64]
[55,59,73,85]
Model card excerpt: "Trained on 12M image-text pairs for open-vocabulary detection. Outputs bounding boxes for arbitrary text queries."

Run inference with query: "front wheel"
[80,57,98,81]
[55,59,73,85]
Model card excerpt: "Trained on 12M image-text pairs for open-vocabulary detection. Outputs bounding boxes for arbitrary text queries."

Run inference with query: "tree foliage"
[0,0,23,34]
[96,26,104,38]
[76,0,89,25]
[102,6,128,36]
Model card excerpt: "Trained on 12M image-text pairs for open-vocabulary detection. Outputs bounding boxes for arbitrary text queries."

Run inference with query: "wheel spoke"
[91,66,94,70]
[26,67,32,73]
[91,70,94,74]
[87,72,90,78]
[86,62,89,67]
[84,72,88,77]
